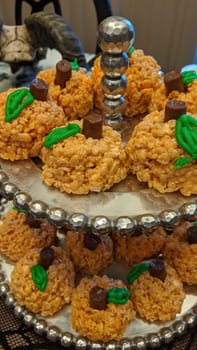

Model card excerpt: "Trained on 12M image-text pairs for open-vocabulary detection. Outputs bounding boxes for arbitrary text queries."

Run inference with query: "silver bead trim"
[0,182,19,200]
[0,179,197,236]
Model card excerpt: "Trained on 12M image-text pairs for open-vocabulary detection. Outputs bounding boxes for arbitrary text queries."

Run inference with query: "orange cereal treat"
[71,275,136,341]
[11,246,75,317]
[149,70,197,114]
[40,117,130,194]
[0,87,66,161]
[128,259,185,322]
[64,230,113,275]
[162,221,197,285]
[92,49,162,117]
[113,226,167,268]
[37,59,93,120]
[125,109,197,196]
[0,209,57,262]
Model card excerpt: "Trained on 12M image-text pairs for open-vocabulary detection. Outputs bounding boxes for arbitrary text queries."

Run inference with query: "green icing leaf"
[5,88,34,122]
[70,58,80,71]
[13,206,28,215]
[106,287,130,304]
[127,262,150,285]
[44,123,81,148]
[174,114,197,168]
[31,264,48,291]
[181,70,197,85]
[129,46,135,55]
[174,157,193,169]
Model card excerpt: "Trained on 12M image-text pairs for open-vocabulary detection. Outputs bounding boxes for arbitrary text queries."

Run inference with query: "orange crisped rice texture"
[11,246,75,317]
[113,226,167,267]
[0,88,66,160]
[37,68,93,119]
[162,221,197,284]
[149,80,197,115]
[71,275,135,341]
[129,264,185,322]
[125,110,197,196]
[40,120,130,194]
[64,231,113,274]
[0,209,57,262]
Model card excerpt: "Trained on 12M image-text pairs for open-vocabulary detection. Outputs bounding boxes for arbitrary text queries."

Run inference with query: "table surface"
[0,51,196,350]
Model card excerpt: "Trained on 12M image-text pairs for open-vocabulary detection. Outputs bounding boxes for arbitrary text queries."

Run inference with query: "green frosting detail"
[31,264,48,291]
[106,287,130,304]
[13,206,28,215]
[70,58,80,71]
[5,88,34,122]
[44,123,81,148]
[174,114,197,168]
[181,70,197,85]
[127,262,150,285]
[129,46,135,55]
[194,222,197,226]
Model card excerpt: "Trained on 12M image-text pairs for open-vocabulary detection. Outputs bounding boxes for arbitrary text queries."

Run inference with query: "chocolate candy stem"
[55,59,72,89]
[164,71,186,95]
[149,258,166,282]
[39,247,55,269]
[164,100,187,122]
[187,226,197,244]
[30,78,49,101]
[89,286,107,310]
[82,113,103,139]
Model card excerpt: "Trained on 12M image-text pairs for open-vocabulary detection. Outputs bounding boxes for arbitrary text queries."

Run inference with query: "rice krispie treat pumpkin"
[125,104,197,196]
[113,226,167,268]
[0,84,66,161]
[71,275,136,341]
[0,208,57,262]
[92,48,162,117]
[40,114,130,194]
[11,246,75,316]
[162,221,197,285]
[128,259,185,322]
[37,59,93,119]
[64,230,113,275]
[149,70,197,114]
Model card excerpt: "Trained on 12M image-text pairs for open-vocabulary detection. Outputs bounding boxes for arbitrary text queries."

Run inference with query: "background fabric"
[0,297,196,350]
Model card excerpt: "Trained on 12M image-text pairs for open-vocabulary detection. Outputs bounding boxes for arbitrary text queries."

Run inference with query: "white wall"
[0,0,196,71]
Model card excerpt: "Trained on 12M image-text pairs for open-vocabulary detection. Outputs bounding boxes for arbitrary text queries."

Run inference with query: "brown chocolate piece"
[55,59,72,89]
[25,214,42,228]
[30,78,49,101]
[149,258,167,282]
[164,100,187,122]
[164,71,186,95]
[84,233,101,250]
[82,113,103,139]
[89,286,107,310]
[187,225,197,244]
[39,246,55,270]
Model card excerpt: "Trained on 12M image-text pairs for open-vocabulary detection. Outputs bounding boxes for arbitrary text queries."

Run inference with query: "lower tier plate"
[0,246,196,350]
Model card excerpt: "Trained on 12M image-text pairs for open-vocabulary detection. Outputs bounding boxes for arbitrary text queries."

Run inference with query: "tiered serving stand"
[0,16,196,350]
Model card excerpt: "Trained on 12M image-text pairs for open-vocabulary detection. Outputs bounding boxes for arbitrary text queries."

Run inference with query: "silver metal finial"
[98,16,135,126]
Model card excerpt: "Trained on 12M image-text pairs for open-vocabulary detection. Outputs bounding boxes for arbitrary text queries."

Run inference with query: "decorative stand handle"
[98,16,135,126]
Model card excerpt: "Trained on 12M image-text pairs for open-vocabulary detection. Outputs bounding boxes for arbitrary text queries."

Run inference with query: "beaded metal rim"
[0,164,197,236]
